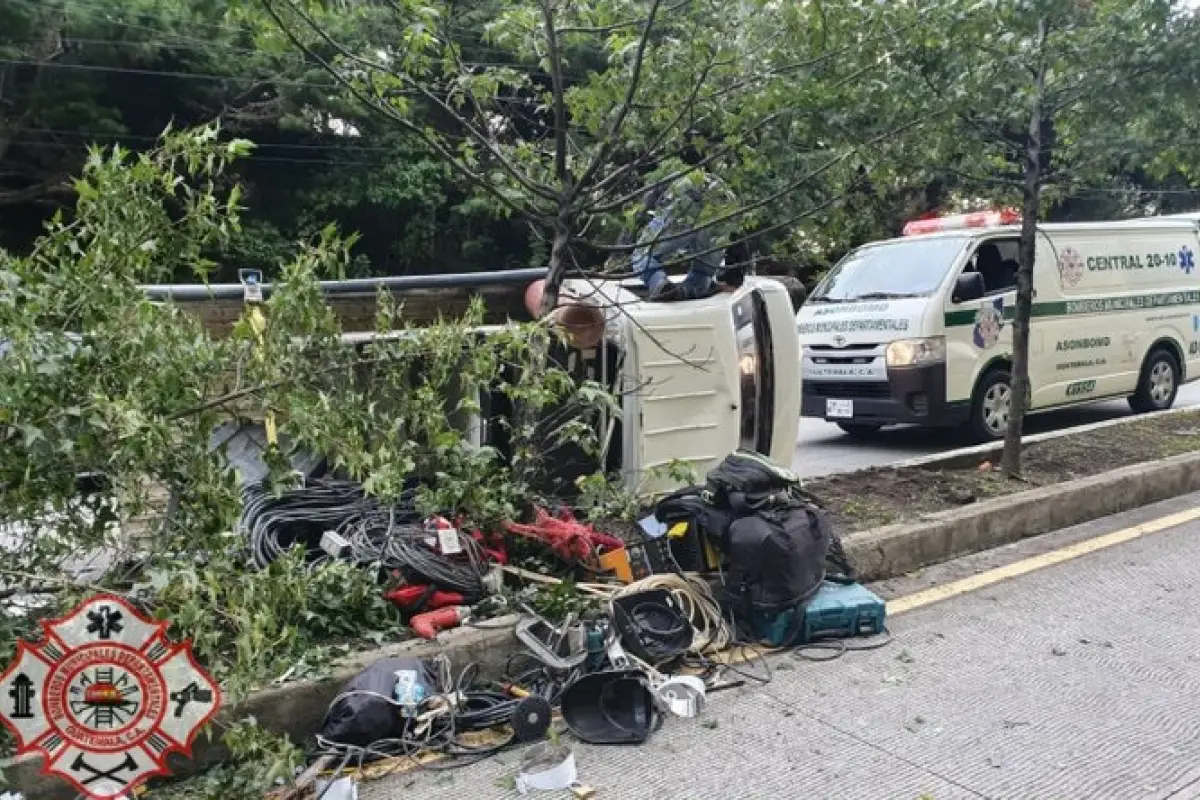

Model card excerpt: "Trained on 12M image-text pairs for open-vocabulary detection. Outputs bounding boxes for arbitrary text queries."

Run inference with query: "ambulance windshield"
[808,235,969,302]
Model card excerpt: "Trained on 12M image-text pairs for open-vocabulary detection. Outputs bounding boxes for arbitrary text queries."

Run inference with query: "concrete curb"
[10,446,1200,797]
[884,403,1200,473]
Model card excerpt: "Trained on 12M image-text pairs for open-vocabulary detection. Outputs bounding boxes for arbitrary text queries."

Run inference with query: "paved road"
[365,491,1200,800]
[791,381,1200,478]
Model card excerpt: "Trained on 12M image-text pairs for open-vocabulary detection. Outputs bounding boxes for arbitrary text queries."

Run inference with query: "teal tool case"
[752,581,886,646]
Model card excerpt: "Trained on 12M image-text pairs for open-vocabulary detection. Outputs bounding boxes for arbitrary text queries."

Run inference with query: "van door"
[943,236,1020,415]
[1034,231,1136,406]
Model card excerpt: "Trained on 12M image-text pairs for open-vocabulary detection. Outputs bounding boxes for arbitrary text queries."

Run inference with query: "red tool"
[503,506,625,564]
[384,584,466,613]
[410,605,470,639]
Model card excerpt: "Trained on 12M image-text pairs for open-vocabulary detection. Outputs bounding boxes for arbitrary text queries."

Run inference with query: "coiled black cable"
[240,479,375,569]
[238,479,487,598]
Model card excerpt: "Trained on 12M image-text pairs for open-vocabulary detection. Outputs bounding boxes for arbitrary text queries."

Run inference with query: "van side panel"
[1031,226,1200,407]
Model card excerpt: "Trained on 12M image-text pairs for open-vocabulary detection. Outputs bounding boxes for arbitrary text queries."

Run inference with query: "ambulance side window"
[967,237,1020,296]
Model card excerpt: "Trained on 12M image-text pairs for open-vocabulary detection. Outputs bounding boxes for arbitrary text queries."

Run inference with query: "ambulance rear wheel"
[836,422,883,438]
[1129,348,1179,414]
[965,368,1011,443]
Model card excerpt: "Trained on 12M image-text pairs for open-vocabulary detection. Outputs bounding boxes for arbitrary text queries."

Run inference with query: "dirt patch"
[807,410,1200,534]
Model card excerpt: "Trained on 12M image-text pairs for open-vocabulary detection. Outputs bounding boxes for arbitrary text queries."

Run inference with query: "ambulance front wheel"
[1128,348,1179,414]
[964,368,1012,443]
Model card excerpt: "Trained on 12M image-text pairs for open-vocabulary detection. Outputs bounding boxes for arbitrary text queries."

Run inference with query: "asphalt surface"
[363,490,1200,800]
[791,381,1200,478]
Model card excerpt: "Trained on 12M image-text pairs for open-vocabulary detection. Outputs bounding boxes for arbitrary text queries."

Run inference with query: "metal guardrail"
[139,268,550,301]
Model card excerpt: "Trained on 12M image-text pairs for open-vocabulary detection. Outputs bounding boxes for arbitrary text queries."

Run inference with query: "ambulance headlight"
[886,336,946,368]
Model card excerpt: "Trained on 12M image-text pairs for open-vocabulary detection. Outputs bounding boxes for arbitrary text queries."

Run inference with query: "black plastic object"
[319,657,436,748]
[610,589,694,665]
[560,670,657,745]
[511,696,554,742]
[209,419,326,487]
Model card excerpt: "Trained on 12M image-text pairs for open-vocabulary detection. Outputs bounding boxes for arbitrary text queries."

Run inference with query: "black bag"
[724,502,832,614]
[705,450,803,511]
[320,657,439,748]
[655,451,812,546]
[653,487,736,551]
[653,451,856,615]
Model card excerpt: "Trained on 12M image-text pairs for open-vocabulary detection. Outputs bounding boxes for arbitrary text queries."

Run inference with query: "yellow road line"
[887,506,1200,617]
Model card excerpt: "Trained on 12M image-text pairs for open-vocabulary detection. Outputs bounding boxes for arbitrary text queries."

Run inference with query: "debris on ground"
[263,451,892,798]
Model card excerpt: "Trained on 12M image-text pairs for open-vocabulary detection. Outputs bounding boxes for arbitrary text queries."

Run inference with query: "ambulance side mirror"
[952,272,986,303]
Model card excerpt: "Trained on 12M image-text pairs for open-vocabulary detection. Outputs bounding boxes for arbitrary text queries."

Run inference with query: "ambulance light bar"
[902,208,1021,236]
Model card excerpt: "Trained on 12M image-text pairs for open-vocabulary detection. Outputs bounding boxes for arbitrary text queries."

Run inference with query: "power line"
[5,137,394,168]
[12,36,297,62]
[7,134,1200,193]
[10,127,409,154]
[12,0,265,40]
[19,0,553,62]
[0,58,330,88]
[13,0,594,70]
[0,59,559,105]
[8,36,588,83]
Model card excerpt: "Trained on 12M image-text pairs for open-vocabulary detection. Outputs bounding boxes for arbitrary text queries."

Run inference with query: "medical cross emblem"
[1180,246,1195,275]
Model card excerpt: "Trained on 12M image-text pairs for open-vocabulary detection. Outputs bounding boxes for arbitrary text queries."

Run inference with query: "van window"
[965,237,1020,295]
[808,235,970,302]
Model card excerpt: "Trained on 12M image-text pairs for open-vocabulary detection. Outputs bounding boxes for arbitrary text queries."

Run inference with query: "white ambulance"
[795,209,1200,441]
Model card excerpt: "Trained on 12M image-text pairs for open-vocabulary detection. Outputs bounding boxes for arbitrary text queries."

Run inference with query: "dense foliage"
[5,0,1196,288]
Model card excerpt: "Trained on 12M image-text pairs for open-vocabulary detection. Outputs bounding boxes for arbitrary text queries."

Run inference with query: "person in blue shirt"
[631,153,737,302]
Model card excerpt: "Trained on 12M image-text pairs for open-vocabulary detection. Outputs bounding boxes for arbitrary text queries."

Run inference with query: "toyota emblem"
[832,335,847,348]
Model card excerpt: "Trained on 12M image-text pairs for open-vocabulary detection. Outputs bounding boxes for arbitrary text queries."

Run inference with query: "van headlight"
[886,336,946,368]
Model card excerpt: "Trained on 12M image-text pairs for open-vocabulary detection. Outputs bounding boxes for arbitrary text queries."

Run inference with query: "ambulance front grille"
[805,381,891,399]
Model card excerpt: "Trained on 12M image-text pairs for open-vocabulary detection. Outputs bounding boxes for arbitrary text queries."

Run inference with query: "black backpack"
[654,450,855,618]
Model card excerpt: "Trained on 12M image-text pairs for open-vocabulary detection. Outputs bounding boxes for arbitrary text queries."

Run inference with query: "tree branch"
[540,0,570,190]
[582,178,865,279]
[586,108,939,255]
[264,0,557,205]
[584,52,894,214]
[0,179,74,207]
[573,0,665,192]
[554,0,689,35]
[258,0,552,224]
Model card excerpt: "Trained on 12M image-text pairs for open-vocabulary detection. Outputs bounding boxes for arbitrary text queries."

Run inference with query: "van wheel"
[836,422,883,438]
[965,368,1012,443]
[1128,348,1179,413]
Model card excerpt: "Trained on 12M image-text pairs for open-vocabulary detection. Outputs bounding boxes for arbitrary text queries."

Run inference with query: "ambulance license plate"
[826,399,854,419]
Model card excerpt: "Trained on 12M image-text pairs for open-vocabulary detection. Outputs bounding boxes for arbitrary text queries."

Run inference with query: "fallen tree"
[0,126,625,798]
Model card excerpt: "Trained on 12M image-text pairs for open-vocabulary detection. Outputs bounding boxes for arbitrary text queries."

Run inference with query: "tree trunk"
[1000,19,1048,478]
[539,213,572,317]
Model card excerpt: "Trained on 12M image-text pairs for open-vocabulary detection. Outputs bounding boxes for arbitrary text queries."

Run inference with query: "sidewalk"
[363,491,1200,800]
